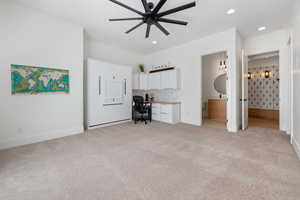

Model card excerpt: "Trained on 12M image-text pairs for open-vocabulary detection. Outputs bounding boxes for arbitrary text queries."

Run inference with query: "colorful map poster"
[11,64,70,94]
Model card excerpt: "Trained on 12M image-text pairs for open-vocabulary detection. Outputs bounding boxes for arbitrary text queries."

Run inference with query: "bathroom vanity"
[207,99,227,122]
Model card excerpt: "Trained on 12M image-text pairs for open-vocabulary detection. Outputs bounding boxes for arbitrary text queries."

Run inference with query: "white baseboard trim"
[88,120,131,130]
[0,126,84,150]
[292,137,300,160]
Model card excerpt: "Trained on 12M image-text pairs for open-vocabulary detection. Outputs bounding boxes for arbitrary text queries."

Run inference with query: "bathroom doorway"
[245,51,280,129]
[201,51,228,129]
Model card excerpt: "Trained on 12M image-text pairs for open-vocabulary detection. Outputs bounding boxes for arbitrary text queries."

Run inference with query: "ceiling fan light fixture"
[152,40,157,44]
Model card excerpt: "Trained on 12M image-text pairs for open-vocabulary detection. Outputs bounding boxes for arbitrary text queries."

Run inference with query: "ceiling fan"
[108,0,196,38]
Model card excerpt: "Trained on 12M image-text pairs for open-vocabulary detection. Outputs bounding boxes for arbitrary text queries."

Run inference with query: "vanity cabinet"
[207,99,227,122]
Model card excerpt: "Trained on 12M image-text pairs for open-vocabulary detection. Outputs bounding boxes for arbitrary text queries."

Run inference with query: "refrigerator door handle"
[124,79,127,96]
[99,76,101,95]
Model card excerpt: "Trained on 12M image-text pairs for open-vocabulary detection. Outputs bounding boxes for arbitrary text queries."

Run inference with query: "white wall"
[0,1,84,149]
[244,29,290,133]
[290,0,300,158]
[85,37,144,69]
[142,28,239,132]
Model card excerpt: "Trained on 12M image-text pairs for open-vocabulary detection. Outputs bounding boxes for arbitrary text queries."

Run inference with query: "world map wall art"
[11,64,70,95]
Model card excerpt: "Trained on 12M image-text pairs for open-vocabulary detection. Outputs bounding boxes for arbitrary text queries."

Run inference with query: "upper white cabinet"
[133,74,140,90]
[149,73,161,89]
[134,69,180,90]
[133,73,148,90]
[139,73,148,90]
[155,69,180,90]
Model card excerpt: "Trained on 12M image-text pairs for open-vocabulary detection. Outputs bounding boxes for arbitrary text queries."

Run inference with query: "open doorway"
[201,51,228,129]
[247,51,280,129]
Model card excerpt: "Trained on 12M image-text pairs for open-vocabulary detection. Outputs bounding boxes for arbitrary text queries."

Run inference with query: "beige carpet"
[1,121,300,200]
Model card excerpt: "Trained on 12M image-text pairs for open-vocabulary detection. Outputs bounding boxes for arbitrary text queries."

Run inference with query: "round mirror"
[214,73,227,95]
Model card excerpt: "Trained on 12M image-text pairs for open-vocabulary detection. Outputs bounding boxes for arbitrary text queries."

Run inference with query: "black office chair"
[133,96,152,124]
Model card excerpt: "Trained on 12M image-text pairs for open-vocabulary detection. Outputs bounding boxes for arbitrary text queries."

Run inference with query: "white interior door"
[242,50,249,130]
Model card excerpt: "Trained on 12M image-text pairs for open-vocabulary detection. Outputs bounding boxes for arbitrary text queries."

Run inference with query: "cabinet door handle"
[99,76,101,95]
[124,79,127,96]
[160,112,168,114]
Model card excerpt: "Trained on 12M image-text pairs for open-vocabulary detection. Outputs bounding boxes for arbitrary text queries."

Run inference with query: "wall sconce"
[247,72,252,79]
[264,70,270,78]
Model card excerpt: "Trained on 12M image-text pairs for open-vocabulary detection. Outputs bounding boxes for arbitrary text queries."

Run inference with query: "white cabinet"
[133,74,140,90]
[161,70,180,89]
[87,58,132,128]
[135,69,180,90]
[151,103,180,124]
[169,70,180,89]
[151,103,161,121]
[149,73,161,89]
[160,71,170,89]
[139,73,148,90]
[133,73,148,90]
[149,69,180,90]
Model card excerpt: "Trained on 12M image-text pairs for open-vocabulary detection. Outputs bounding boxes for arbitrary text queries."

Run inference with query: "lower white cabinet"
[152,103,180,124]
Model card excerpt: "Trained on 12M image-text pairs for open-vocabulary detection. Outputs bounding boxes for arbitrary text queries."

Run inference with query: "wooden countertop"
[145,101,181,105]
[208,99,228,101]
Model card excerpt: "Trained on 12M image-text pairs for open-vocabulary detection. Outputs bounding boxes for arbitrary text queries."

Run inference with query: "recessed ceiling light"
[152,41,157,45]
[258,26,266,31]
[227,9,236,15]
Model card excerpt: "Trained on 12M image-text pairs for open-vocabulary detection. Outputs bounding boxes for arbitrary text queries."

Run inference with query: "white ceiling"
[11,0,295,54]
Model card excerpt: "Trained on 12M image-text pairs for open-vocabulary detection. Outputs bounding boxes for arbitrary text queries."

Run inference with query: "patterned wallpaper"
[248,57,279,110]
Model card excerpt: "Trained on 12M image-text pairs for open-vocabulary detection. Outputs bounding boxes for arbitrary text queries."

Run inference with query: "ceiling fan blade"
[109,0,144,16]
[146,23,151,38]
[141,0,150,13]
[154,22,170,36]
[158,18,188,25]
[152,0,167,14]
[157,2,196,17]
[109,17,143,21]
[125,21,145,34]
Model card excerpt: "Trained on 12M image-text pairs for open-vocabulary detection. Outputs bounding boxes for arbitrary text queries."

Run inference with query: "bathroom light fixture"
[264,70,270,78]
[152,40,157,44]
[227,9,236,15]
[258,26,266,31]
[218,53,228,73]
[247,72,252,79]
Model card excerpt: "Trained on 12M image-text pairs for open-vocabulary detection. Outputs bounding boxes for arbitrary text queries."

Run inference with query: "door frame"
[200,50,230,131]
[245,50,282,130]
[241,50,249,130]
